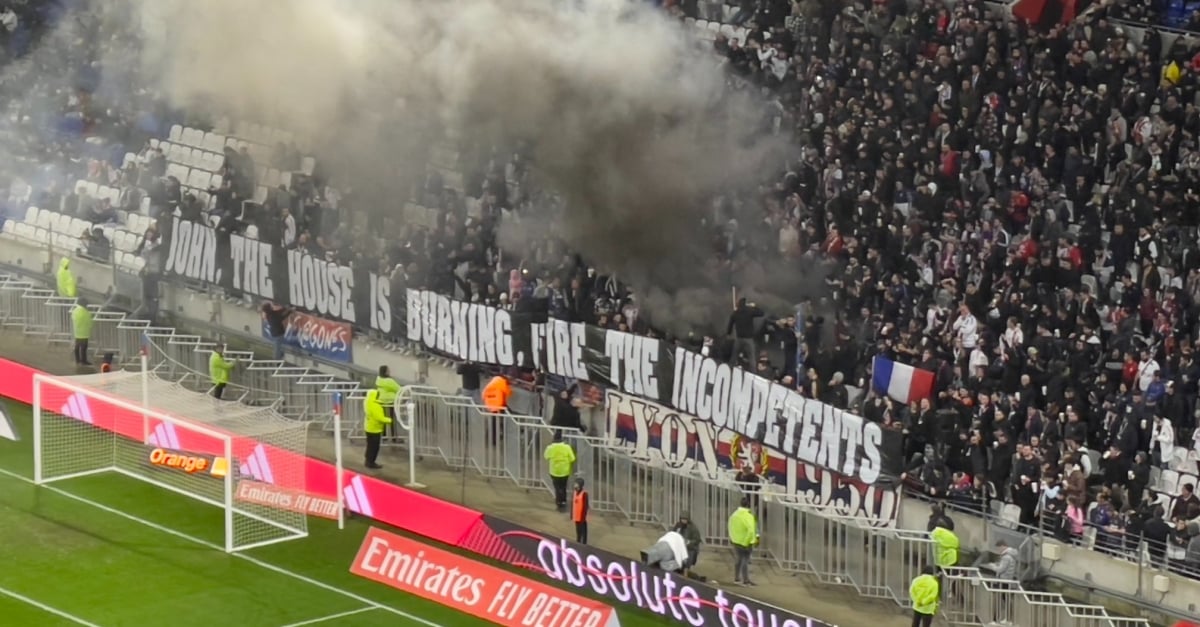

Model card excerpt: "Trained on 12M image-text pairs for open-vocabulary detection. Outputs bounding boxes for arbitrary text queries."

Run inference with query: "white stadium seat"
[205,133,225,153]
[24,206,39,224]
[2,221,16,236]
[139,196,151,215]
[169,125,183,142]
[36,211,52,230]
[149,138,159,149]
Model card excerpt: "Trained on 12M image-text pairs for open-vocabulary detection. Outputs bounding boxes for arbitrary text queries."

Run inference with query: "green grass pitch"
[0,402,672,627]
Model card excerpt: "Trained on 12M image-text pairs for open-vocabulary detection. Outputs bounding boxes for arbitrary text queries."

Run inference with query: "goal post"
[32,371,309,553]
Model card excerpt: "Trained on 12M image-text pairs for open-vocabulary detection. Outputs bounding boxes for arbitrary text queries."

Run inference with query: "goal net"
[33,370,309,552]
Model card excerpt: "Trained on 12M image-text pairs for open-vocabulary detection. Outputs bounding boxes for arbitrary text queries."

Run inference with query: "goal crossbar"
[32,371,310,553]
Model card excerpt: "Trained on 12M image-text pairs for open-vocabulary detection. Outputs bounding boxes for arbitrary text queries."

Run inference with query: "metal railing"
[397,385,1144,626]
[0,275,1153,627]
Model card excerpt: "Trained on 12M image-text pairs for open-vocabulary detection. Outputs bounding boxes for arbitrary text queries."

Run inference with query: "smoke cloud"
[106,0,826,333]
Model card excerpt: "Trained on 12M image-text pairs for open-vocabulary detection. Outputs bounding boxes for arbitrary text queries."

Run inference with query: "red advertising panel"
[5,358,479,545]
[0,357,825,627]
[351,527,618,627]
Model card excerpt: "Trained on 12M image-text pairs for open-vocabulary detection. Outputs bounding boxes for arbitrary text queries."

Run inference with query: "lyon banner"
[403,289,904,487]
[160,216,902,486]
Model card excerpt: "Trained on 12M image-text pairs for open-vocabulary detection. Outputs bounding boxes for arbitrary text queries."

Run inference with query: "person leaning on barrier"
[673,512,702,577]
[909,564,940,627]
[209,345,236,400]
[727,495,758,586]
[926,503,954,532]
[990,540,1019,581]
[543,431,575,512]
[376,365,403,441]
[71,298,93,366]
[363,388,392,470]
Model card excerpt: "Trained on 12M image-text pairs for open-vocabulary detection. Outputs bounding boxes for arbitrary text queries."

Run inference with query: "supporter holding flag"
[872,355,936,404]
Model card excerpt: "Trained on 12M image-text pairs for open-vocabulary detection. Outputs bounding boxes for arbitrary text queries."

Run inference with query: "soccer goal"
[33,369,311,552]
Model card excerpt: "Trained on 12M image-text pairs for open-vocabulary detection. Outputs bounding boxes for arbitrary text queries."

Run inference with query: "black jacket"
[727,304,764,339]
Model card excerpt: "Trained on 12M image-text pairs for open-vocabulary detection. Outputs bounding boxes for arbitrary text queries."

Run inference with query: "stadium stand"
[4,0,1200,611]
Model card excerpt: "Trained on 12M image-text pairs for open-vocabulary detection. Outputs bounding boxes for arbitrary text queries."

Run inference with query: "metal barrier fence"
[399,386,1143,626]
[0,276,1152,627]
[939,567,1151,627]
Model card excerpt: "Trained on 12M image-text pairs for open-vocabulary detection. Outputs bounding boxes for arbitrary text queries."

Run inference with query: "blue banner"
[262,311,353,363]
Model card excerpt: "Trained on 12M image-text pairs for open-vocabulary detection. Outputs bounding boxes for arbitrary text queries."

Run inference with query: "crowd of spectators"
[655,0,1200,578]
[7,0,1200,581]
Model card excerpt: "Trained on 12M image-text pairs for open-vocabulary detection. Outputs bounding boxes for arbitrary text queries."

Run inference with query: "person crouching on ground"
[673,512,702,577]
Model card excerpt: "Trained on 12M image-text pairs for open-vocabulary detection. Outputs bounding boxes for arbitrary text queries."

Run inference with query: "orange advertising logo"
[148,447,227,477]
[236,480,340,520]
[351,527,619,627]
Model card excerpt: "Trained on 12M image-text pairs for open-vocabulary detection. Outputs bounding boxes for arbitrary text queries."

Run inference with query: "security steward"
[363,388,391,470]
[572,476,590,544]
[909,565,940,627]
[931,522,960,570]
[482,374,511,413]
[482,374,512,445]
[376,365,403,441]
[209,345,236,399]
[72,298,93,366]
[543,430,576,511]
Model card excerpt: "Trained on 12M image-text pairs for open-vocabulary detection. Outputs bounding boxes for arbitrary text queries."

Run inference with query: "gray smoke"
[81,0,830,333]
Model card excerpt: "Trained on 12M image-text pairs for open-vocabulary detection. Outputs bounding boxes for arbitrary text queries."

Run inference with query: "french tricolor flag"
[872,356,935,405]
